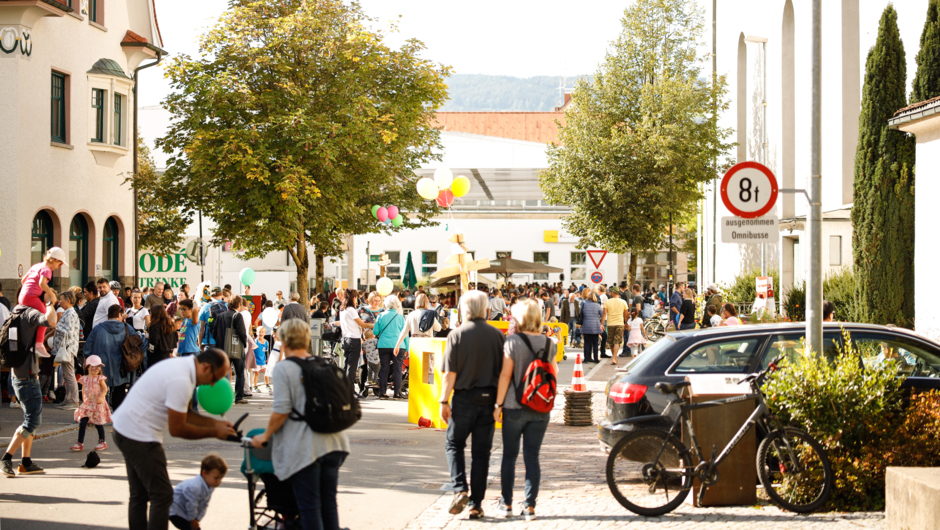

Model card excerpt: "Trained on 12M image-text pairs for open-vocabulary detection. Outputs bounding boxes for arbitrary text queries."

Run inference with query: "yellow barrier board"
[485,321,568,362]
[407,337,448,429]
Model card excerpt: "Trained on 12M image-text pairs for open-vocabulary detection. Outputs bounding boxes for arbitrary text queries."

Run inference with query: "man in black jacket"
[79,282,99,350]
[212,297,248,404]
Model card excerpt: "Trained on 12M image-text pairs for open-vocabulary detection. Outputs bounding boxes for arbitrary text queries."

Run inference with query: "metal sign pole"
[806,0,823,356]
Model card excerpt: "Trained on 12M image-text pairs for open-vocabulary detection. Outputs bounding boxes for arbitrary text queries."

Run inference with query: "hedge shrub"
[722,267,779,305]
[780,268,861,323]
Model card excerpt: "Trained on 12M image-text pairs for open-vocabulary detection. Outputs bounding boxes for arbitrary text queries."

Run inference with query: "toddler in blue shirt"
[169,454,227,530]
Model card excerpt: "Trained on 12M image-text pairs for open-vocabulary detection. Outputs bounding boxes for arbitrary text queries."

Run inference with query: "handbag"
[224,313,245,360]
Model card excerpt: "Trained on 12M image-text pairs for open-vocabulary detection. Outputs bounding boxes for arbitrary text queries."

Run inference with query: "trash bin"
[683,375,757,507]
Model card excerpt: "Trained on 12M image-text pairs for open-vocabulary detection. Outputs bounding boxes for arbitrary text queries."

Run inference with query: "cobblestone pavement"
[406,361,884,530]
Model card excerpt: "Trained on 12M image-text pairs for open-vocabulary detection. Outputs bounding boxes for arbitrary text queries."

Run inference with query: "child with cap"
[169,454,228,530]
[70,355,112,451]
[18,247,67,357]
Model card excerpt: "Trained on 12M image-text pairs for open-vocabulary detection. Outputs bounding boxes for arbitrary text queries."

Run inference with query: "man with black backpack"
[85,304,143,411]
[251,318,353,530]
[197,287,228,351]
[1,290,59,477]
[438,291,504,520]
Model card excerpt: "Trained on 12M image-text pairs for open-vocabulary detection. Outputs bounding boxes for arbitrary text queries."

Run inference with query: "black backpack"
[417,309,436,333]
[207,301,227,338]
[285,356,361,434]
[0,308,30,370]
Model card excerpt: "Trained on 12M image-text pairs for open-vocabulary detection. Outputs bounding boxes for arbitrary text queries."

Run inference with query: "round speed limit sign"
[720,161,778,218]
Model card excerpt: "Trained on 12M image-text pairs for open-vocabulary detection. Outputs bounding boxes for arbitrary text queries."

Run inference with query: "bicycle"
[643,311,671,341]
[605,356,833,516]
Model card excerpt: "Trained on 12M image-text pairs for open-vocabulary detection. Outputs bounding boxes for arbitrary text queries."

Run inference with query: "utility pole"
[365,241,371,292]
[711,0,718,285]
[668,212,674,297]
[198,211,204,283]
[806,0,823,355]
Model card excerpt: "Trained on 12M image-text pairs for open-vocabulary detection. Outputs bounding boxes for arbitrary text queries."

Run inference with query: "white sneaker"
[523,507,536,522]
[34,343,50,358]
[9,401,18,408]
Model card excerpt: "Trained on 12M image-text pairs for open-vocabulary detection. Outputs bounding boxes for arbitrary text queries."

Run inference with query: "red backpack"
[515,334,558,413]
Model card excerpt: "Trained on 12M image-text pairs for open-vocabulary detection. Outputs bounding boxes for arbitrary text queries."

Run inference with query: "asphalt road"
[0,346,592,530]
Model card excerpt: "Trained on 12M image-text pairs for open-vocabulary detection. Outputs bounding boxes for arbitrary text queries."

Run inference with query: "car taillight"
[609,382,647,404]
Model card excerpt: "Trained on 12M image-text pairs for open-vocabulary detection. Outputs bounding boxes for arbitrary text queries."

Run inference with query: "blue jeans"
[445,392,496,509]
[568,319,580,345]
[12,377,42,438]
[500,408,550,508]
[290,451,347,530]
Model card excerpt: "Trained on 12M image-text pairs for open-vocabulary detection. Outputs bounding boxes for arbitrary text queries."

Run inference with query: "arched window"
[69,215,89,287]
[102,217,119,281]
[31,211,54,265]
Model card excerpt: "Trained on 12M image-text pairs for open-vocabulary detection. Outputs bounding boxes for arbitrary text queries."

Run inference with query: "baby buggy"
[231,414,301,529]
[361,352,411,398]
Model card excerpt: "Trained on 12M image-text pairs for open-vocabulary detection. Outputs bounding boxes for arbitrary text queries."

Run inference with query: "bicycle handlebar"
[737,355,785,386]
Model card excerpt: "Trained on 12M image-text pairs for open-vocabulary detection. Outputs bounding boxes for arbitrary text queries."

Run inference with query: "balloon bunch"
[416,167,471,207]
[371,204,404,227]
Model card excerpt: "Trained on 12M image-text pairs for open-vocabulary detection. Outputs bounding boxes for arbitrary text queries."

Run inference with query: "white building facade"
[698,0,928,302]
[0,0,164,293]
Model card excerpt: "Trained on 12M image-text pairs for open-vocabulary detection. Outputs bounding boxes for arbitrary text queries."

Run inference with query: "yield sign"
[587,250,608,269]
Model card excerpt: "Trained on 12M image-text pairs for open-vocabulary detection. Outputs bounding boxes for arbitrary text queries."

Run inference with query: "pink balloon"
[376,207,388,222]
[387,205,399,220]
[436,189,455,208]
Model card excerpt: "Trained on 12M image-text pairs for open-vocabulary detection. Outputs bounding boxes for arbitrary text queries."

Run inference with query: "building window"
[69,215,88,288]
[533,251,549,281]
[571,252,586,281]
[31,211,54,265]
[497,251,512,259]
[102,217,118,280]
[829,236,842,266]
[91,89,104,142]
[51,72,67,143]
[422,251,437,278]
[89,0,102,24]
[113,93,122,145]
[385,250,400,280]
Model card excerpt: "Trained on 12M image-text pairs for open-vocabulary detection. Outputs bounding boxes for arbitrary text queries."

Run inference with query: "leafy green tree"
[126,133,188,256]
[912,0,940,103]
[155,0,449,296]
[852,6,915,327]
[539,0,732,287]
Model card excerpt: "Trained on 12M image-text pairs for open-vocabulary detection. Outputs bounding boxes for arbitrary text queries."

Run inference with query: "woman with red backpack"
[492,298,558,522]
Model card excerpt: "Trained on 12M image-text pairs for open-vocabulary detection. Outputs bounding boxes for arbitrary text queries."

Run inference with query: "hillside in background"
[441,74,588,112]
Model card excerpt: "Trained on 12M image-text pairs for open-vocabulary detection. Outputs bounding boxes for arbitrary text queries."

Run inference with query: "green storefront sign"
[139,249,190,288]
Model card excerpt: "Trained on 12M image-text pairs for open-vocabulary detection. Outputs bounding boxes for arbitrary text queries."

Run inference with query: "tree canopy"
[852,5,915,328]
[911,0,940,103]
[129,133,187,256]
[538,0,731,280]
[153,0,450,295]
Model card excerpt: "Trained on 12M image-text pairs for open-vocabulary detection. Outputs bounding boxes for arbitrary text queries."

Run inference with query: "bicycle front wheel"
[606,429,692,516]
[757,428,833,513]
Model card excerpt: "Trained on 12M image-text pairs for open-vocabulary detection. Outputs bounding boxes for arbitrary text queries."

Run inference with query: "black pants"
[109,383,129,411]
[147,351,171,371]
[170,515,193,530]
[378,348,404,397]
[445,392,496,510]
[78,417,106,444]
[113,430,173,530]
[342,338,361,391]
[231,357,245,401]
[583,333,600,363]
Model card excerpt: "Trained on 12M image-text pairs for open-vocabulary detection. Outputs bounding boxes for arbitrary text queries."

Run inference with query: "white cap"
[47,247,67,264]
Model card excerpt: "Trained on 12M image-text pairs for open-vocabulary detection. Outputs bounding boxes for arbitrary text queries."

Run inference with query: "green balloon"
[391,215,403,227]
[239,267,256,286]
[196,380,234,415]
[371,205,381,218]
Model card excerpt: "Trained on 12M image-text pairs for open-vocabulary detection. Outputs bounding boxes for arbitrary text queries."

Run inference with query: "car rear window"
[673,337,764,373]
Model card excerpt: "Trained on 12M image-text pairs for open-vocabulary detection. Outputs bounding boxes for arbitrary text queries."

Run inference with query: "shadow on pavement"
[0,494,122,506]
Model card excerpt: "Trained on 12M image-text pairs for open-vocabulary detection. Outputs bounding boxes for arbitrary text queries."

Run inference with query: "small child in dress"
[626,309,650,357]
[251,327,267,392]
[70,355,112,452]
[169,453,227,530]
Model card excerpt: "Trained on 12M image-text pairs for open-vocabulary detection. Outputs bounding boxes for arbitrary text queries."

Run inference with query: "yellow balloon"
[451,175,471,198]
[417,178,439,200]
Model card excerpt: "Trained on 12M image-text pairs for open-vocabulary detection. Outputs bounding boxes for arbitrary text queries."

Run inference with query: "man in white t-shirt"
[92,277,120,329]
[112,349,235,530]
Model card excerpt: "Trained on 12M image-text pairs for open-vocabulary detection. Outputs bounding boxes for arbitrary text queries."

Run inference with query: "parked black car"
[598,322,940,449]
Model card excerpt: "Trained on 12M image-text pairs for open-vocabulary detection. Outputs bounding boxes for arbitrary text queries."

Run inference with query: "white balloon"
[376,277,394,297]
[434,167,454,189]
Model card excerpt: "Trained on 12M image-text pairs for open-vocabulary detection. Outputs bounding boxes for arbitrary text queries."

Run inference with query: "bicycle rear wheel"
[606,429,692,516]
[757,428,833,513]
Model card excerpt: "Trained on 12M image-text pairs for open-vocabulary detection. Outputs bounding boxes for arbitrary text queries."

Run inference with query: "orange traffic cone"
[571,353,586,392]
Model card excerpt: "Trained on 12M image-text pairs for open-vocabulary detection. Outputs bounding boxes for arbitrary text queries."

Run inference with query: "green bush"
[721,267,779,305]
[779,268,860,323]
[764,338,905,510]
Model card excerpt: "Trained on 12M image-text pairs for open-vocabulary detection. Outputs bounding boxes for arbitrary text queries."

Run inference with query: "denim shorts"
[12,377,42,438]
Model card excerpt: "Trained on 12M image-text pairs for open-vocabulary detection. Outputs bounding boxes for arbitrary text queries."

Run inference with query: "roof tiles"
[433,112,565,144]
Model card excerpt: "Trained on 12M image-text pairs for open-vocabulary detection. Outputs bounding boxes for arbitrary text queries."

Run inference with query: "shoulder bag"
[224,313,245,360]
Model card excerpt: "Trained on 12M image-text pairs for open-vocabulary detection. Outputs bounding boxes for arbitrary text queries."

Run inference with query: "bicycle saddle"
[655,381,691,395]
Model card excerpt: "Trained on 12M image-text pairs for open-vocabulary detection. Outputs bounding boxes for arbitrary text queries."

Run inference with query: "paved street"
[0,352,885,529]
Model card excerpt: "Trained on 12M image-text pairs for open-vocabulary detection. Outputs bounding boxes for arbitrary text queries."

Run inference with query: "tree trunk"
[627,253,638,288]
[288,233,310,300]
[315,253,325,295]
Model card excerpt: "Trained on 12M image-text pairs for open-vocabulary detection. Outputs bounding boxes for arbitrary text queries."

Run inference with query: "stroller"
[229,414,301,529]
[360,351,411,398]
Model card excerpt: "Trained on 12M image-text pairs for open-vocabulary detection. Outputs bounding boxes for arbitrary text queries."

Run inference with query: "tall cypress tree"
[912,0,940,103]
[852,6,916,328]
